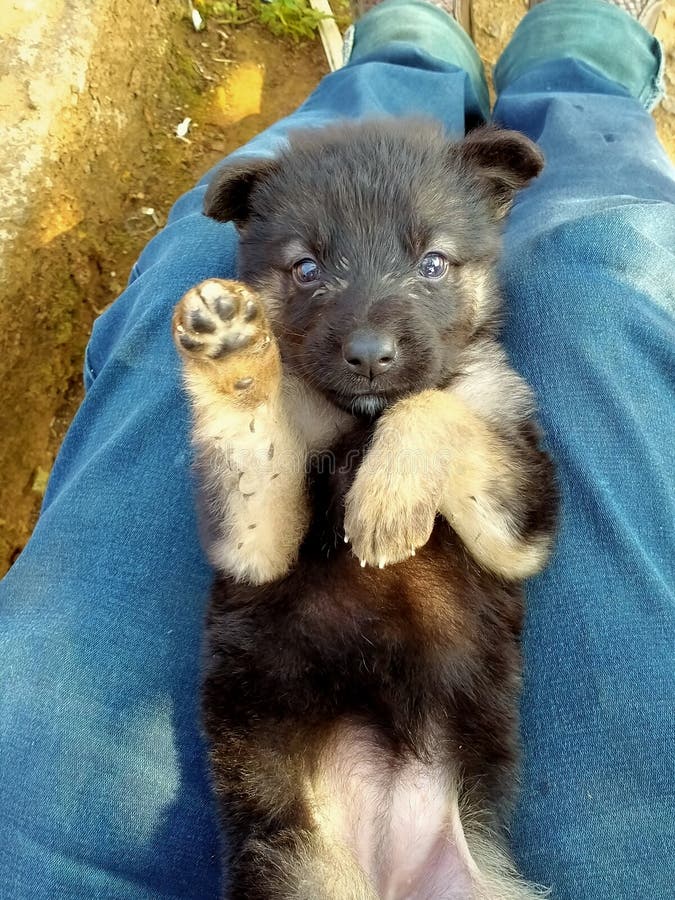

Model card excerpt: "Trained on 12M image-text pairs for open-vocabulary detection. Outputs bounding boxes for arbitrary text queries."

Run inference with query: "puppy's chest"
[221,561,484,722]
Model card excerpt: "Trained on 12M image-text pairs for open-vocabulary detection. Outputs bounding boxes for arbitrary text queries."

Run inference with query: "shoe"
[350,0,473,38]
[528,0,663,33]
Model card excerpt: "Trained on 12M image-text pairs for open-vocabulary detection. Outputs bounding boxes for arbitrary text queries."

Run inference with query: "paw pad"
[173,279,268,361]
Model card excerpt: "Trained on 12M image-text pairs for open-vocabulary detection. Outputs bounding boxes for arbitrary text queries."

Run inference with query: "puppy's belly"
[309,722,475,900]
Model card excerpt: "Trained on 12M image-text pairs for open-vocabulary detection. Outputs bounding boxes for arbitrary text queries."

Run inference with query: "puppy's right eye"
[292,259,321,285]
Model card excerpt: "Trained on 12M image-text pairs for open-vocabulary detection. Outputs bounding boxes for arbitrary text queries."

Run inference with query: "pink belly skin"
[310,723,545,900]
[311,724,473,900]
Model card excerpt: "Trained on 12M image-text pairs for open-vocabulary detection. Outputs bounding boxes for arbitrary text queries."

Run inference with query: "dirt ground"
[0,12,326,574]
[1,1,673,574]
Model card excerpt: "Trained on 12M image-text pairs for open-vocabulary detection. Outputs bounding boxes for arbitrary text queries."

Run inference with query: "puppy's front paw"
[173,278,268,360]
[173,279,280,404]
[344,459,438,568]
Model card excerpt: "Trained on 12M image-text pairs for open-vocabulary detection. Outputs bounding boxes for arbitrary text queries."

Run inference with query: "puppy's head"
[205,120,542,417]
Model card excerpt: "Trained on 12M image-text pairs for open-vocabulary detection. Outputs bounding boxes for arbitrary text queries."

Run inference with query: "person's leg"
[490,3,674,898]
[0,7,489,899]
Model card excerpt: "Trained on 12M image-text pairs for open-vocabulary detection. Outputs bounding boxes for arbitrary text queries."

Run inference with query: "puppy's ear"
[204,157,279,228]
[458,126,544,217]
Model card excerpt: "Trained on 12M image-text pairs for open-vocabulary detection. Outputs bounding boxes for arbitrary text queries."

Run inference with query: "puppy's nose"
[342,329,398,378]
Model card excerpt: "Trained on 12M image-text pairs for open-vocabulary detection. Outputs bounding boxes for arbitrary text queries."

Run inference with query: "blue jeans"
[1,2,673,898]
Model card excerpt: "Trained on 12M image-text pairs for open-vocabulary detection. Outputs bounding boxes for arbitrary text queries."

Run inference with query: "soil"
[1,1,673,575]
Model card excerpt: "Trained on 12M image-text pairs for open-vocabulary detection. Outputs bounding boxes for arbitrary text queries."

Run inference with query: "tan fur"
[464,830,550,900]
[452,340,536,428]
[253,831,378,900]
[345,388,553,578]
[456,264,499,327]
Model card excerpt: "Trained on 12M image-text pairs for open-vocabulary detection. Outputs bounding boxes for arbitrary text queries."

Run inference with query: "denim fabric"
[495,0,665,110]
[1,3,674,899]
[493,57,675,899]
[347,0,490,119]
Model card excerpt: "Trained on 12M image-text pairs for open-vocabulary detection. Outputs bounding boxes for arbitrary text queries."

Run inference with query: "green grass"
[196,0,334,42]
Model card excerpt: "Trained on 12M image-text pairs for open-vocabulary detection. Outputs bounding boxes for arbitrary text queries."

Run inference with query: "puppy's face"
[205,120,542,417]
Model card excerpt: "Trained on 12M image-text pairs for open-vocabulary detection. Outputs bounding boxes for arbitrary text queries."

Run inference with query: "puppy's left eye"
[292,259,321,285]
[419,252,449,279]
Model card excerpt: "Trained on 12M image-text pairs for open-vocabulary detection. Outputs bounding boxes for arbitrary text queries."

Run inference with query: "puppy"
[173,119,557,899]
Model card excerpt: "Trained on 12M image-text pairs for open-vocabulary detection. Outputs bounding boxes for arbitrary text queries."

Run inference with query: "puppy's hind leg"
[229,831,378,900]
[173,279,309,584]
[203,724,377,900]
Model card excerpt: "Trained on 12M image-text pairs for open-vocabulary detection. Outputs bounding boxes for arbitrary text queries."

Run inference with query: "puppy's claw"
[360,559,366,568]
[344,534,349,544]
[344,461,437,570]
